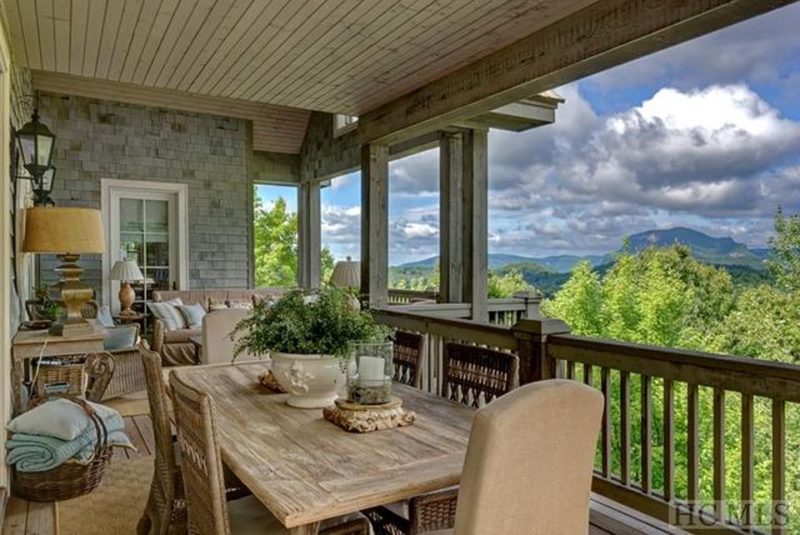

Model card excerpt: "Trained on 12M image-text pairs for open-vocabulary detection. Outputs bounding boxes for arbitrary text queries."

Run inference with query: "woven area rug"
[104,391,150,417]
[57,456,153,535]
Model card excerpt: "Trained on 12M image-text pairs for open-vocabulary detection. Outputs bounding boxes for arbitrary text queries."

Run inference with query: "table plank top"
[172,362,474,528]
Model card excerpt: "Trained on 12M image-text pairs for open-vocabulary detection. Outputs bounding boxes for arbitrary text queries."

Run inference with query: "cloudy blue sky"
[258,4,800,266]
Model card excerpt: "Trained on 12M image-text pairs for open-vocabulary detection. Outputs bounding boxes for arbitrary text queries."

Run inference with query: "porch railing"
[387,289,439,304]
[373,308,800,534]
[386,291,542,326]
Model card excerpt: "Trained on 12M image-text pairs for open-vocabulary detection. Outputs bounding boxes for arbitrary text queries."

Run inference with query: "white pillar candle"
[358,356,386,386]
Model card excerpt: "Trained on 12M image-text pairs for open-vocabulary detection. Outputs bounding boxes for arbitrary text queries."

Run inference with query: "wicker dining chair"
[393,331,426,388]
[137,342,187,535]
[169,370,372,535]
[365,343,520,534]
[442,343,519,408]
[137,343,249,535]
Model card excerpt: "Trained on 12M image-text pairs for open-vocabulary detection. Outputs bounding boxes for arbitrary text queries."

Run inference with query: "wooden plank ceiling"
[4,0,592,116]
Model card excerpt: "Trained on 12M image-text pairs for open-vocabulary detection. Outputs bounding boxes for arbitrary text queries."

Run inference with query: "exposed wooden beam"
[439,132,464,303]
[360,143,389,306]
[461,129,488,322]
[358,0,795,143]
[31,70,310,154]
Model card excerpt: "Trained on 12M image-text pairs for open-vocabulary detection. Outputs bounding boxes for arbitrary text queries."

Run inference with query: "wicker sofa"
[150,288,287,366]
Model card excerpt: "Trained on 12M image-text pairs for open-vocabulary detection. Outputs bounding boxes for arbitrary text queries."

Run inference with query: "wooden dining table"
[171,362,475,534]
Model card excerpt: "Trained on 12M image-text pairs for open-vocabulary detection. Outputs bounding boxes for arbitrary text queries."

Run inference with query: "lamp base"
[48,253,95,337]
[49,321,96,337]
[118,282,136,317]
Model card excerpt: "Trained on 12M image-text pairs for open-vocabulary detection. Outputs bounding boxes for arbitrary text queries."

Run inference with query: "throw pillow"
[177,303,206,329]
[103,325,138,351]
[97,305,115,328]
[148,298,186,331]
[7,398,122,441]
[227,299,252,310]
[208,298,228,311]
[252,294,275,307]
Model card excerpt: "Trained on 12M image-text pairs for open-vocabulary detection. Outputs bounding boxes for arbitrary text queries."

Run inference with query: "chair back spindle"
[443,343,519,407]
[393,331,426,388]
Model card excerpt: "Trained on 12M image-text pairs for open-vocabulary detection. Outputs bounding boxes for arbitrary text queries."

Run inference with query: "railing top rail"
[548,333,800,401]
[372,308,518,351]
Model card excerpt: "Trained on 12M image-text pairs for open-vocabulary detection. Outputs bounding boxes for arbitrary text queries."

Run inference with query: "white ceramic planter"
[270,352,346,408]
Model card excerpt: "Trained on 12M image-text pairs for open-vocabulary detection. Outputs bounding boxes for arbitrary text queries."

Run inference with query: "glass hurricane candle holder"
[347,341,394,405]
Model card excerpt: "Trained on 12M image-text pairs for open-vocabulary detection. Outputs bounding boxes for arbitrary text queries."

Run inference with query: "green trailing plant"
[231,287,392,360]
[33,284,60,321]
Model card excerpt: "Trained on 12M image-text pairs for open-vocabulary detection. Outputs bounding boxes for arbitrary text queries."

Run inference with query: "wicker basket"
[11,396,112,502]
[32,361,85,399]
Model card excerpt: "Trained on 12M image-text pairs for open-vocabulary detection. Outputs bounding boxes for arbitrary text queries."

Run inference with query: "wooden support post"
[360,143,389,307]
[297,181,321,289]
[462,128,488,322]
[439,131,463,303]
[511,318,571,384]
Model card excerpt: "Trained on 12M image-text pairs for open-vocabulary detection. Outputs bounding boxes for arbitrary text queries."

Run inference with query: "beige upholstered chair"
[137,343,249,535]
[368,343,521,533]
[202,308,261,365]
[366,380,604,534]
[169,370,371,535]
[392,331,425,388]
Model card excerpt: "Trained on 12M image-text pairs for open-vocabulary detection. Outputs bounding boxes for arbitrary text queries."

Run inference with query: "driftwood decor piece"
[323,397,416,433]
[257,369,286,393]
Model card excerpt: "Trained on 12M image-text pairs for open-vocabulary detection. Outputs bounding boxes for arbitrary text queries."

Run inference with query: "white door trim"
[100,179,189,309]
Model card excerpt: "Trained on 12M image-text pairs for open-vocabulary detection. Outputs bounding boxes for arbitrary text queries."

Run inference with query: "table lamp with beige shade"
[330,256,360,289]
[22,206,105,336]
[110,259,144,317]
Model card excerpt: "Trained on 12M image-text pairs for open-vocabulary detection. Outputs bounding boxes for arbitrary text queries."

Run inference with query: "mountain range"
[396,227,768,273]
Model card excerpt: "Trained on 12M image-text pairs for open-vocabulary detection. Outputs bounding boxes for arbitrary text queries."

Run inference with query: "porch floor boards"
[3,416,678,534]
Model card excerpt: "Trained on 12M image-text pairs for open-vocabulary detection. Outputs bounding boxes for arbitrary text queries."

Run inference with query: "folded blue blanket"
[7,414,130,472]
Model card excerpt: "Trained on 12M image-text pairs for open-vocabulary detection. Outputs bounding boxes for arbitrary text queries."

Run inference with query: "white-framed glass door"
[102,180,188,312]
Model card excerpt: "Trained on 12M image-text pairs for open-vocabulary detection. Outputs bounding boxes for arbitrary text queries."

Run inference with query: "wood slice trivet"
[257,370,286,393]
[323,397,416,433]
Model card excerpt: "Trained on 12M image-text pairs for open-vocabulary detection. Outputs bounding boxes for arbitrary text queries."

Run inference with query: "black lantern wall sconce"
[12,108,56,206]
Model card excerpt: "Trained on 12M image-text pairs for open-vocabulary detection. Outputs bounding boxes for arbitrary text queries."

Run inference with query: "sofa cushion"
[163,328,199,343]
[177,303,206,329]
[148,298,186,331]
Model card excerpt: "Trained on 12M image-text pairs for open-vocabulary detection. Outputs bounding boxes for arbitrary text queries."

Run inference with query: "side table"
[11,326,106,415]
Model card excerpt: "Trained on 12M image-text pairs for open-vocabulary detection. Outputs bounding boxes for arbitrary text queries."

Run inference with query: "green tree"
[542,261,605,336]
[767,207,800,292]
[254,194,298,287]
[254,191,336,287]
[487,268,533,298]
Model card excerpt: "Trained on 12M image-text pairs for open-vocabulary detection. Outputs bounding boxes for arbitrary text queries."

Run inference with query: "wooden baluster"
[584,363,593,386]
[688,383,699,508]
[620,371,631,486]
[567,361,575,380]
[600,367,611,478]
[741,394,754,531]
[663,379,674,502]
[713,389,725,522]
[436,336,444,396]
[641,375,651,494]
[772,399,786,535]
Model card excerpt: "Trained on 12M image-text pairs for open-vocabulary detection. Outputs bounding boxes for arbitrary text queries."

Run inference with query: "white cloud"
[326,80,800,260]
